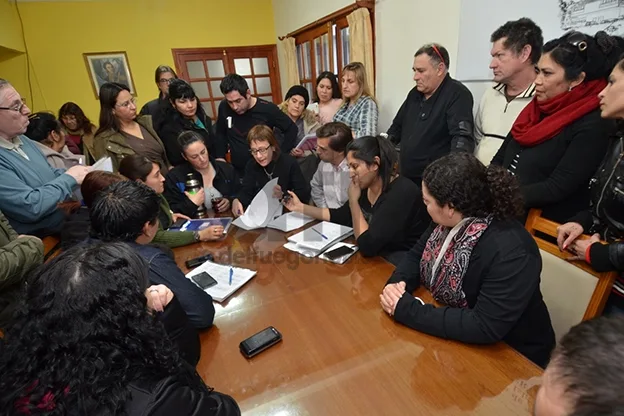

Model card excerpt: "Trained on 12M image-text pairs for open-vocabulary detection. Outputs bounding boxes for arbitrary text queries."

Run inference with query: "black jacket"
[131,243,216,329]
[157,106,224,166]
[124,366,240,415]
[491,109,611,224]
[569,135,624,272]
[140,95,168,132]
[215,98,298,173]
[386,75,475,182]
[236,153,310,208]
[387,219,555,368]
[164,160,240,218]
[159,295,201,366]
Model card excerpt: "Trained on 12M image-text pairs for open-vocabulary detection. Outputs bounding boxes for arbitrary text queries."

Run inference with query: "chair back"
[525,209,617,341]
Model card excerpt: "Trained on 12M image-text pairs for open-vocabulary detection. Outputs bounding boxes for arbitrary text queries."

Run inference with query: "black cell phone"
[324,245,355,260]
[185,253,214,269]
[240,326,282,358]
[169,218,187,230]
[190,271,218,289]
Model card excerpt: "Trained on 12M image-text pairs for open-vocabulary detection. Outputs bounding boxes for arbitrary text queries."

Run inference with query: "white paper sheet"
[267,212,315,232]
[91,157,113,172]
[186,260,256,302]
[233,177,283,231]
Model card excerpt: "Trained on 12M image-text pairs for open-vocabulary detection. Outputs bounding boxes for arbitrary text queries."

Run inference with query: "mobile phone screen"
[324,245,355,260]
[191,272,218,289]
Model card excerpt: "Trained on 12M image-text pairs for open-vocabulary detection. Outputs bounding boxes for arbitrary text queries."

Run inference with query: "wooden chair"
[525,209,618,341]
[42,236,61,262]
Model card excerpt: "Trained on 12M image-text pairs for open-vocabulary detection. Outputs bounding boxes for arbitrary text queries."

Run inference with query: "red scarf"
[511,79,606,147]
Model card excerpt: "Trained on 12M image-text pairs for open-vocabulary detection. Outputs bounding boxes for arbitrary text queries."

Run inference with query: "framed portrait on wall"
[83,51,136,98]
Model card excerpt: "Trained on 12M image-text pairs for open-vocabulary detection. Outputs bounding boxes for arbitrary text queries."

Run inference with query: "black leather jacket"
[588,136,624,241]
[572,135,624,272]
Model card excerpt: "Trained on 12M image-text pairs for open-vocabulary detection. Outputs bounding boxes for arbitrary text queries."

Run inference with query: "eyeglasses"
[116,97,137,108]
[158,78,174,85]
[249,146,270,156]
[0,99,28,113]
[430,44,446,66]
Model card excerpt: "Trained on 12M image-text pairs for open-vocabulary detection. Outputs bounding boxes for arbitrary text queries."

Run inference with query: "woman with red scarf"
[491,31,622,223]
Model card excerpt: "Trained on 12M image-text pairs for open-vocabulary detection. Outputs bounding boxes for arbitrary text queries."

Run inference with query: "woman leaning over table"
[231,125,310,218]
[381,153,555,368]
[490,31,622,223]
[93,82,170,175]
[119,154,224,248]
[164,131,239,218]
[556,53,624,315]
[283,135,429,266]
[332,62,378,138]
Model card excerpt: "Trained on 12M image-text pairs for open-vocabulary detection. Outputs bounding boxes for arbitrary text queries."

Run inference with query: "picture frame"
[83,51,136,98]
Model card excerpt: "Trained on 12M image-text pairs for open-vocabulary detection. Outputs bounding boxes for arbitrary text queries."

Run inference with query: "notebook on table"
[284,221,353,257]
[186,260,256,302]
[175,217,233,234]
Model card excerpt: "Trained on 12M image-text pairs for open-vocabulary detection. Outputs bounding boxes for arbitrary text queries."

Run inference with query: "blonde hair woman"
[333,62,378,138]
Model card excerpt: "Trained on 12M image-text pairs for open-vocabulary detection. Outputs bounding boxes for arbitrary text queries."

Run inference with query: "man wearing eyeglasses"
[474,18,543,166]
[0,79,90,236]
[386,43,475,187]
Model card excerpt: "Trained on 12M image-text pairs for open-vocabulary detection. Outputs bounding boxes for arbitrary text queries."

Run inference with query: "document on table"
[233,177,283,231]
[267,211,315,232]
[186,260,256,302]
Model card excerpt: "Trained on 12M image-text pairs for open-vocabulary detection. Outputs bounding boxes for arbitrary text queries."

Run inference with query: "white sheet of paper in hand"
[233,177,283,230]
[92,157,113,172]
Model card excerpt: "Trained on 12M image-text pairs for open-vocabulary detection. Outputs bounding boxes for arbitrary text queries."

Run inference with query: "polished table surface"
[173,225,543,416]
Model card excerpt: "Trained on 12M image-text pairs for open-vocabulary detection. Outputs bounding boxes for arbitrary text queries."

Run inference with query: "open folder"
[284,221,353,257]
[186,260,256,302]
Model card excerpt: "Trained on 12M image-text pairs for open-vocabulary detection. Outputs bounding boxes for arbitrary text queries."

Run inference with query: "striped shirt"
[474,82,535,165]
[333,95,378,138]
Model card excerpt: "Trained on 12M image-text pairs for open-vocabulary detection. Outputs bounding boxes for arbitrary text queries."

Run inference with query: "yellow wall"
[3,0,276,121]
[0,0,25,52]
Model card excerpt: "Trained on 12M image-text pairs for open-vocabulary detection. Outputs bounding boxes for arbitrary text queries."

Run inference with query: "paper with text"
[233,177,283,231]
[186,260,256,302]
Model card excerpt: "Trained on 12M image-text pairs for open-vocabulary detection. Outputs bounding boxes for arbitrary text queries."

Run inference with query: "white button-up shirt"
[310,158,350,209]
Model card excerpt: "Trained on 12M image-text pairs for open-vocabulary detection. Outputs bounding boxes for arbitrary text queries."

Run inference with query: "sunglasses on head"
[563,31,589,53]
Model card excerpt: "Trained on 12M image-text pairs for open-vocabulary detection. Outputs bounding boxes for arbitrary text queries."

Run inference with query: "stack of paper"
[186,260,256,302]
[283,221,353,257]
[266,211,315,232]
[233,178,283,231]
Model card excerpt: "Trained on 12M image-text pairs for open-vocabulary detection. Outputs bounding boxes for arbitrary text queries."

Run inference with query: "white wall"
[272,0,488,131]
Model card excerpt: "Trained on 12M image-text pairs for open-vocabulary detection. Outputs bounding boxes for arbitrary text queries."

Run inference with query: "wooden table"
[174,226,542,415]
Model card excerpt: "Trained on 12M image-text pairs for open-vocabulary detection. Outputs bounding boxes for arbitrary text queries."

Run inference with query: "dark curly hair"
[422,153,524,220]
[0,242,199,415]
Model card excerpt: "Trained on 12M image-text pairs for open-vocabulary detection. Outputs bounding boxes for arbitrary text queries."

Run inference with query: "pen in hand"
[229,267,233,286]
[312,228,328,240]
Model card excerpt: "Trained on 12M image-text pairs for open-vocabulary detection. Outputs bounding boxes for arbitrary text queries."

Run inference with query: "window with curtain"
[292,3,374,99]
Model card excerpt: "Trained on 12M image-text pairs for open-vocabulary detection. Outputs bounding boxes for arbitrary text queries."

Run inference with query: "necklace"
[263,165,275,180]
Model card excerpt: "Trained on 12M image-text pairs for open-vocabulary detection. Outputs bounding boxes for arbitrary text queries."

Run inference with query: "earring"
[568,86,573,92]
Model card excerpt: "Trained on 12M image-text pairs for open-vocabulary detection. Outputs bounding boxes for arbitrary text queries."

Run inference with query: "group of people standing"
[2,14,624,415]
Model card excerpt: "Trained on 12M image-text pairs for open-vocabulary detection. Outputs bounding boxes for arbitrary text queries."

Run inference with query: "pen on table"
[229,267,233,286]
[312,228,328,240]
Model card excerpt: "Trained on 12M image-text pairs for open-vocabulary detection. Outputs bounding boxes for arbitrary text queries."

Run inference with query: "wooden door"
[173,45,282,121]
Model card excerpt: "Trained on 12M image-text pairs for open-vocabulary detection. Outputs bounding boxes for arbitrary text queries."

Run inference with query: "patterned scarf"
[420,216,492,307]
